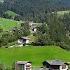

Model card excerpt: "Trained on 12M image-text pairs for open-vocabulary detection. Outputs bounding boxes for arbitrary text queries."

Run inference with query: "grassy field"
[52,10,70,16]
[57,10,70,16]
[0,18,21,31]
[0,46,70,67]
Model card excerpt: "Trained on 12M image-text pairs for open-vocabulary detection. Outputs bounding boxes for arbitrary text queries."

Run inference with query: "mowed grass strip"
[0,46,70,66]
[0,18,20,30]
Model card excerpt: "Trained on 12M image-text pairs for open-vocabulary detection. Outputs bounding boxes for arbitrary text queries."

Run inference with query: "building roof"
[46,60,65,65]
[20,37,30,40]
[29,21,42,28]
[16,61,30,64]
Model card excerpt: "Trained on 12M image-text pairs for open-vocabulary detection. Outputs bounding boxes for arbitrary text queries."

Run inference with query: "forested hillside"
[0,0,70,20]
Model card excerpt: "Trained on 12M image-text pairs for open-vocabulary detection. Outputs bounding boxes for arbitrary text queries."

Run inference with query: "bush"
[0,28,3,33]
[56,42,70,50]
[14,15,22,21]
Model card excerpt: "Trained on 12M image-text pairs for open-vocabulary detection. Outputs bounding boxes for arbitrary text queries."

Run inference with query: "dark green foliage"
[12,22,30,39]
[0,0,70,20]
[34,34,52,46]
[33,12,70,50]
[47,13,70,49]
[48,13,66,43]
[0,22,30,47]
[62,13,70,32]
[20,22,30,36]
[0,31,16,47]
[0,27,3,33]
[14,15,22,21]
[34,23,52,45]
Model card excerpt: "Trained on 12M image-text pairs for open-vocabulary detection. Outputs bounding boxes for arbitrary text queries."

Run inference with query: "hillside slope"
[0,46,70,66]
[3,0,70,20]
[0,18,20,30]
[4,0,70,11]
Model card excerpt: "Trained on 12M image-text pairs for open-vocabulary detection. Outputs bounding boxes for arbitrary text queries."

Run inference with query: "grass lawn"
[0,46,70,67]
[0,18,21,31]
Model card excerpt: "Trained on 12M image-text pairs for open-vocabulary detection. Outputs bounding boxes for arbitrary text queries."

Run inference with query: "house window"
[62,65,66,69]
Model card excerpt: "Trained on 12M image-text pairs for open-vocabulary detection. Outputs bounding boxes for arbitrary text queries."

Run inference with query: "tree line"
[34,12,70,50]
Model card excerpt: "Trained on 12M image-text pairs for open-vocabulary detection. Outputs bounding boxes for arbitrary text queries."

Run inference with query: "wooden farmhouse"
[43,60,69,70]
[15,61,32,70]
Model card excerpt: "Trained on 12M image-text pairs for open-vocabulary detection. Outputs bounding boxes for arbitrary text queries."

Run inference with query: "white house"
[29,21,42,33]
[15,61,32,70]
[43,60,69,70]
[18,37,30,45]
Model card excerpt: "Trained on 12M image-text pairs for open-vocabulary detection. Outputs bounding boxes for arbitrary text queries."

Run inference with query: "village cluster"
[9,21,42,48]
[9,21,41,48]
[15,60,70,70]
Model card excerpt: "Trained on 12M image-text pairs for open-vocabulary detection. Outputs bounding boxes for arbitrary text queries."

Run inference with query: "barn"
[42,60,69,70]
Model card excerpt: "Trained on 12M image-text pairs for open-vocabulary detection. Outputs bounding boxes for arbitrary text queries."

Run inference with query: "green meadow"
[0,18,20,30]
[52,10,70,17]
[0,46,70,66]
[57,10,70,15]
